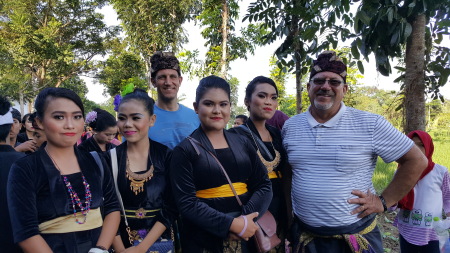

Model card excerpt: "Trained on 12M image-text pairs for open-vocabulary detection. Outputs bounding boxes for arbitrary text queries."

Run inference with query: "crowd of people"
[0,50,448,253]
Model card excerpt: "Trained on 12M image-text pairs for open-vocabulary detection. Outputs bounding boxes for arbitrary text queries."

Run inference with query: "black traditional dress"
[105,138,176,248]
[229,119,290,252]
[170,127,272,252]
[0,145,25,253]
[7,143,120,253]
[78,135,116,153]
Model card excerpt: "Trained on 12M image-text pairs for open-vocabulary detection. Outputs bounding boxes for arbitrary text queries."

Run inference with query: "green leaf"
[351,43,360,59]
[357,60,364,74]
[404,23,413,38]
[387,7,393,24]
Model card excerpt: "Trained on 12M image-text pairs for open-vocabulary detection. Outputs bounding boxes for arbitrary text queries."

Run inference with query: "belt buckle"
[135,208,146,219]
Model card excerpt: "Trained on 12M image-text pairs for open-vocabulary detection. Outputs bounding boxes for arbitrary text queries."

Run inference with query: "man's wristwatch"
[378,195,388,212]
[88,246,108,253]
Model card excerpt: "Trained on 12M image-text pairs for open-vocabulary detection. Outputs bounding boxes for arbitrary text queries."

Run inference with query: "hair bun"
[0,96,11,115]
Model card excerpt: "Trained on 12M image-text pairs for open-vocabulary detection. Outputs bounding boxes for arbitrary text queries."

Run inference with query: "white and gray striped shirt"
[282,103,413,227]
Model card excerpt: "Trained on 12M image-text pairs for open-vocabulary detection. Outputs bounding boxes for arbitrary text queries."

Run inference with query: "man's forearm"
[381,145,427,207]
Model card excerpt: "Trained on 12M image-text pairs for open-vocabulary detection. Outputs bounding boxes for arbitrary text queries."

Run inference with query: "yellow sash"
[268,171,282,179]
[196,183,247,198]
[39,208,103,234]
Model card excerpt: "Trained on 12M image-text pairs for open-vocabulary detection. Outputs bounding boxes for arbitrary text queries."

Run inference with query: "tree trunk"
[404,14,426,133]
[19,92,24,116]
[295,52,302,114]
[292,0,302,114]
[220,0,229,78]
[144,56,157,99]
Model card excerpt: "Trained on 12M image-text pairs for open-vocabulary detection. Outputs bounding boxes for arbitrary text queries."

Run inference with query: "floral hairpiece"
[113,95,122,112]
[85,111,97,124]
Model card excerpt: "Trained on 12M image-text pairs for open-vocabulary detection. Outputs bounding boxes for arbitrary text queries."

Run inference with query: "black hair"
[0,96,12,142]
[34,87,84,119]
[195,75,231,104]
[11,108,21,122]
[235,115,248,124]
[120,88,155,116]
[21,113,31,124]
[88,108,117,132]
[28,112,41,130]
[245,76,279,102]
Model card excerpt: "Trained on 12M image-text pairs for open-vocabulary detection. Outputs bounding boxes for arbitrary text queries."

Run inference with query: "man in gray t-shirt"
[282,51,427,253]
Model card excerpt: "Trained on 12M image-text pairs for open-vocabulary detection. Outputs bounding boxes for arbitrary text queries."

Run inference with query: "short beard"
[313,99,333,110]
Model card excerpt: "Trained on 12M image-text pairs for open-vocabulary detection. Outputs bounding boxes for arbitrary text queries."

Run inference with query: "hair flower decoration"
[85,111,97,124]
[113,95,122,112]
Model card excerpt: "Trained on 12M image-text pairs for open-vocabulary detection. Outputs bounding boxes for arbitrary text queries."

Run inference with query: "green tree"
[352,0,450,132]
[97,39,147,96]
[110,0,196,86]
[59,76,100,113]
[0,0,118,91]
[245,0,354,113]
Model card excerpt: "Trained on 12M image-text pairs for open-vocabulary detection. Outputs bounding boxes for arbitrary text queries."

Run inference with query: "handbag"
[187,137,281,253]
[110,148,174,253]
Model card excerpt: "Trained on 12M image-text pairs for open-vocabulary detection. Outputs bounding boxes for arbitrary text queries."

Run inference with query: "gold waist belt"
[39,208,102,234]
[196,183,247,198]
[268,171,282,179]
[123,208,161,219]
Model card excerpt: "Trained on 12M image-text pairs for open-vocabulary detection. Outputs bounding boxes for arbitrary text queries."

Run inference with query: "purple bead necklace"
[45,147,92,224]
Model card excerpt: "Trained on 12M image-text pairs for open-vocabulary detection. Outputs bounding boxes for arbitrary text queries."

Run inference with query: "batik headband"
[310,50,347,82]
[150,51,181,77]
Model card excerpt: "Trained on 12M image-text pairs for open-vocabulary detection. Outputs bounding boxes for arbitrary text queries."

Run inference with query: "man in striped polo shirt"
[282,51,428,253]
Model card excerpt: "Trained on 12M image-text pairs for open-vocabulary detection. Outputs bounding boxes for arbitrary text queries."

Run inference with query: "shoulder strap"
[90,151,104,188]
[110,148,129,226]
[187,137,243,207]
[238,125,273,160]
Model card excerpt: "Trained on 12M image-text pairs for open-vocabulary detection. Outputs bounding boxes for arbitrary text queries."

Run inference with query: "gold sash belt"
[196,183,247,198]
[39,208,102,234]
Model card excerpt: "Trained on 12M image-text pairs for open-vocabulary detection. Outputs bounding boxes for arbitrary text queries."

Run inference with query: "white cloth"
[282,103,414,227]
[0,108,13,125]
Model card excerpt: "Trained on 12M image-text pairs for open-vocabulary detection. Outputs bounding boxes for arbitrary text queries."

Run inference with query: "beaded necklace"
[45,147,92,224]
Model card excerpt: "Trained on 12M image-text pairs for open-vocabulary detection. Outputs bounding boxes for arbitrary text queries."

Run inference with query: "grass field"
[373,138,450,193]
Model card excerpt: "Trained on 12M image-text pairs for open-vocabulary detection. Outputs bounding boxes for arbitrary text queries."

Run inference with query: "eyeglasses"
[311,78,343,87]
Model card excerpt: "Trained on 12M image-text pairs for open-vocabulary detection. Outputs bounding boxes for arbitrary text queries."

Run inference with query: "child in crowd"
[394,130,450,253]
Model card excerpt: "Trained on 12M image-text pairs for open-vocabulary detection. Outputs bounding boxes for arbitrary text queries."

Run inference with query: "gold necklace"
[126,153,154,195]
[246,124,281,173]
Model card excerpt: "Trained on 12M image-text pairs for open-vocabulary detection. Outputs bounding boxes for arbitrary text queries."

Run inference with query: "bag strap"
[90,151,104,189]
[238,124,273,160]
[187,137,243,207]
[110,148,129,227]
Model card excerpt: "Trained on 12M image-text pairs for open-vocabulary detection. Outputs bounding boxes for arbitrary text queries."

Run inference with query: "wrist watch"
[378,195,388,212]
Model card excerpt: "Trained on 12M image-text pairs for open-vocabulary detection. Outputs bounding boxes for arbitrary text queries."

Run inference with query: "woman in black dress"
[107,89,176,252]
[8,87,120,253]
[78,108,117,153]
[229,76,291,252]
[170,75,272,252]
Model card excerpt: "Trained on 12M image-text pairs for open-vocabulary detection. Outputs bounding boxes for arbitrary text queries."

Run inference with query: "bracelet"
[88,247,108,253]
[379,195,388,212]
[238,215,248,237]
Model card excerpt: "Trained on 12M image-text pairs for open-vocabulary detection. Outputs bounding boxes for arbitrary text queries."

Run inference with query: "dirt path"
[378,211,400,253]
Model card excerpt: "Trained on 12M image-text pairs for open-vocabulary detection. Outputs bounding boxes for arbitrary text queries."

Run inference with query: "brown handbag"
[187,137,281,253]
